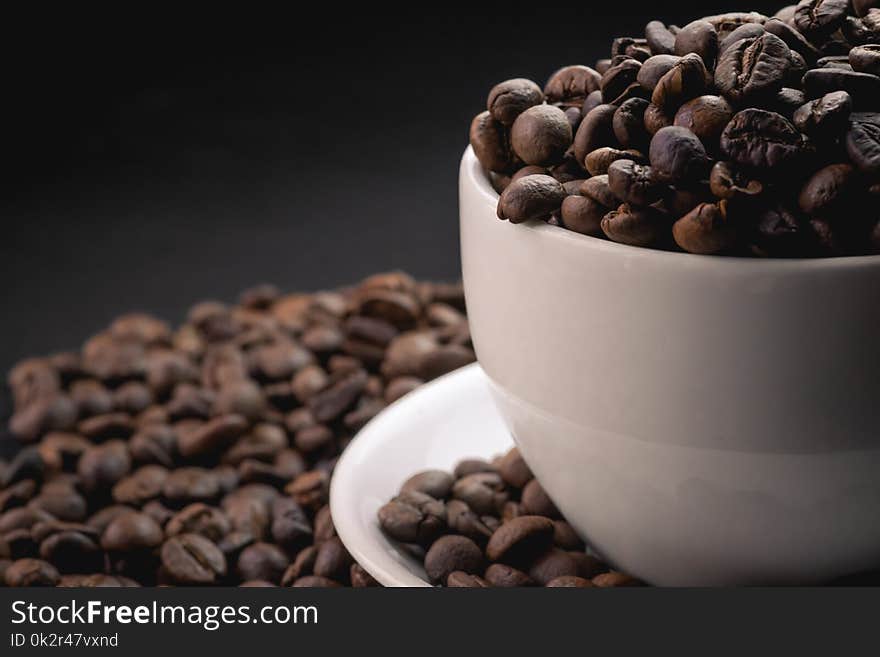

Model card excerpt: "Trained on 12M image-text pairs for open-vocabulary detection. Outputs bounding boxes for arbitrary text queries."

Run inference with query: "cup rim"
[462,146,880,271]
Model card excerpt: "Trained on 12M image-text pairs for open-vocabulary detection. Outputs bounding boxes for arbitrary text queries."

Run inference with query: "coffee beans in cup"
[470,4,880,257]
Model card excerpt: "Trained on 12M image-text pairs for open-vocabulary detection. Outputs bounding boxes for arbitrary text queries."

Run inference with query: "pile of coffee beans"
[0,273,474,587]
[378,448,639,587]
[470,3,880,256]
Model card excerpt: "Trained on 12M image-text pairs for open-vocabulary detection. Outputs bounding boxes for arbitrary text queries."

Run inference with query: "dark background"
[2,1,780,387]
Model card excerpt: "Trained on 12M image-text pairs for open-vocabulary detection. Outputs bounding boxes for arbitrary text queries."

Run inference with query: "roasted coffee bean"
[70,379,114,417]
[167,503,231,542]
[445,499,494,543]
[101,511,164,552]
[379,490,445,545]
[715,34,791,103]
[78,440,132,492]
[601,203,669,247]
[601,58,643,105]
[585,147,646,176]
[673,202,739,255]
[802,68,880,108]
[78,412,134,441]
[718,23,767,54]
[487,78,544,125]
[652,53,708,110]
[4,558,60,586]
[709,161,764,200]
[178,414,248,458]
[291,575,341,587]
[643,103,673,135]
[37,432,90,472]
[285,470,329,511]
[307,368,368,423]
[39,529,102,573]
[792,91,852,135]
[545,65,602,107]
[446,571,491,587]
[649,126,710,183]
[313,536,353,583]
[674,20,719,68]
[452,472,507,515]
[593,571,643,587]
[645,21,677,55]
[424,535,484,584]
[485,563,535,587]
[607,159,664,206]
[752,205,810,257]
[720,109,809,169]
[521,480,561,518]
[350,562,379,588]
[112,465,169,506]
[470,111,517,173]
[496,174,567,223]
[850,44,880,75]
[794,0,850,39]
[497,449,533,489]
[528,548,581,585]
[163,467,221,506]
[401,469,454,499]
[573,104,618,163]
[673,95,734,149]
[846,114,880,174]
[547,575,594,587]
[580,175,620,208]
[637,55,681,92]
[486,515,555,565]
[510,105,572,167]
[798,163,859,215]
[237,541,289,583]
[613,98,651,149]
[161,533,226,584]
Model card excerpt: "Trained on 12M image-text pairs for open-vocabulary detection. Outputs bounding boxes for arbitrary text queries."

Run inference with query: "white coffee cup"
[460,145,880,585]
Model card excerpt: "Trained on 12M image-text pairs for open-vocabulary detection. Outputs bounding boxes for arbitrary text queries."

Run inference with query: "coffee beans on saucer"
[378,448,640,587]
[1,273,473,587]
[470,4,880,257]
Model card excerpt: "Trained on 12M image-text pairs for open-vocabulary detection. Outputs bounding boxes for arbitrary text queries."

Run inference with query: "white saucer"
[330,363,513,587]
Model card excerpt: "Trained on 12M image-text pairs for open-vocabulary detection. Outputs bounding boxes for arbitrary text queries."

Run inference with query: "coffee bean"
[674,20,719,68]
[5,558,60,586]
[510,105,573,167]
[112,465,169,506]
[613,98,651,149]
[802,68,880,108]
[792,91,852,136]
[608,159,664,206]
[446,571,491,587]
[709,161,764,200]
[307,368,368,423]
[496,174,567,223]
[401,469,454,499]
[78,440,132,492]
[846,114,880,174]
[350,562,379,588]
[166,503,231,542]
[452,472,507,515]
[850,44,880,75]
[497,448,533,489]
[573,104,618,164]
[673,202,739,255]
[313,536,353,583]
[101,511,164,552]
[487,78,544,125]
[161,533,226,584]
[798,163,859,215]
[40,530,101,573]
[715,33,791,103]
[424,535,484,584]
[673,95,734,149]
[652,53,708,110]
[601,58,643,105]
[592,571,643,587]
[237,541,289,583]
[643,103,673,135]
[486,515,555,565]
[545,65,602,107]
[485,563,535,587]
[469,111,517,173]
[552,521,586,552]
[291,575,341,587]
[649,126,710,183]
[645,21,677,55]
[521,480,561,519]
[720,109,809,169]
[528,548,581,585]
[601,203,669,247]
[163,467,221,506]
[794,0,850,39]
[547,575,594,587]
[585,147,646,176]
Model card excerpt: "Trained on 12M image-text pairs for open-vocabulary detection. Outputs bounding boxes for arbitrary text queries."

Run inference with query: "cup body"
[460,146,880,585]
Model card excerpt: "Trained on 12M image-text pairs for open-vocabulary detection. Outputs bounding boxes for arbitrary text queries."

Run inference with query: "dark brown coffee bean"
[643,103,673,135]
[70,379,114,417]
[792,91,852,136]
[161,533,226,584]
[637,55,681,92]
[802,68,880,108]
[585,147,646,176]
[496,174,567,223]
[846,114,880,174]
[400,469,453,499]
[652,53,708,111]
[236,541,288,583]
[850,44,880,76]
[601,203,669,247]
[573,104,619,163]
[520,480,561,518]
[163,467,221,506]
[497,449,533,489]
[112,465,169,506]
[470,111,516,173]
[5,558,59,586]
[719,23,767,54]
[453,459,496,479]
[720,109,809,169]
[607,159,664,206]
[424,535,484,584]
[552,520,586,552]
[645,21,677,55]
[580,174,619,208]
[547,575,594,587]
[213,380,265,422]
[166,503,230,542]
[113,382,153,415]
[379,491,445,544]
[178,414,248,459]
[350,562,379,587]
[601,58,643,105]
[486,515,555,565]
[37,432,90,473]
[510,105,572,167]
[487,78,543,125]
[285,470,329,511]
[445,499,494,544]
[592,571,642,587]
[674,20,718,67]
[715,33,791,104]
[528,548,580,585]
[794,0,850,39]
[649,126,710,183]
[452,472,506,515]
[78,412,134,441]
[612,98,651,150]
[57,574,140,587]
[446,571,491,587]
[39,530,101,573]
[673,202,738,255]
[798,163,859,215]
[709,161,764,200]
[484,563,535,587]
[291,575,341,587]
[313,536,353,583]
[674,95,733,149]
[101,511,164,552]
[307,368,368,424]
[78,440,131,492]
[545,66,602,107]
